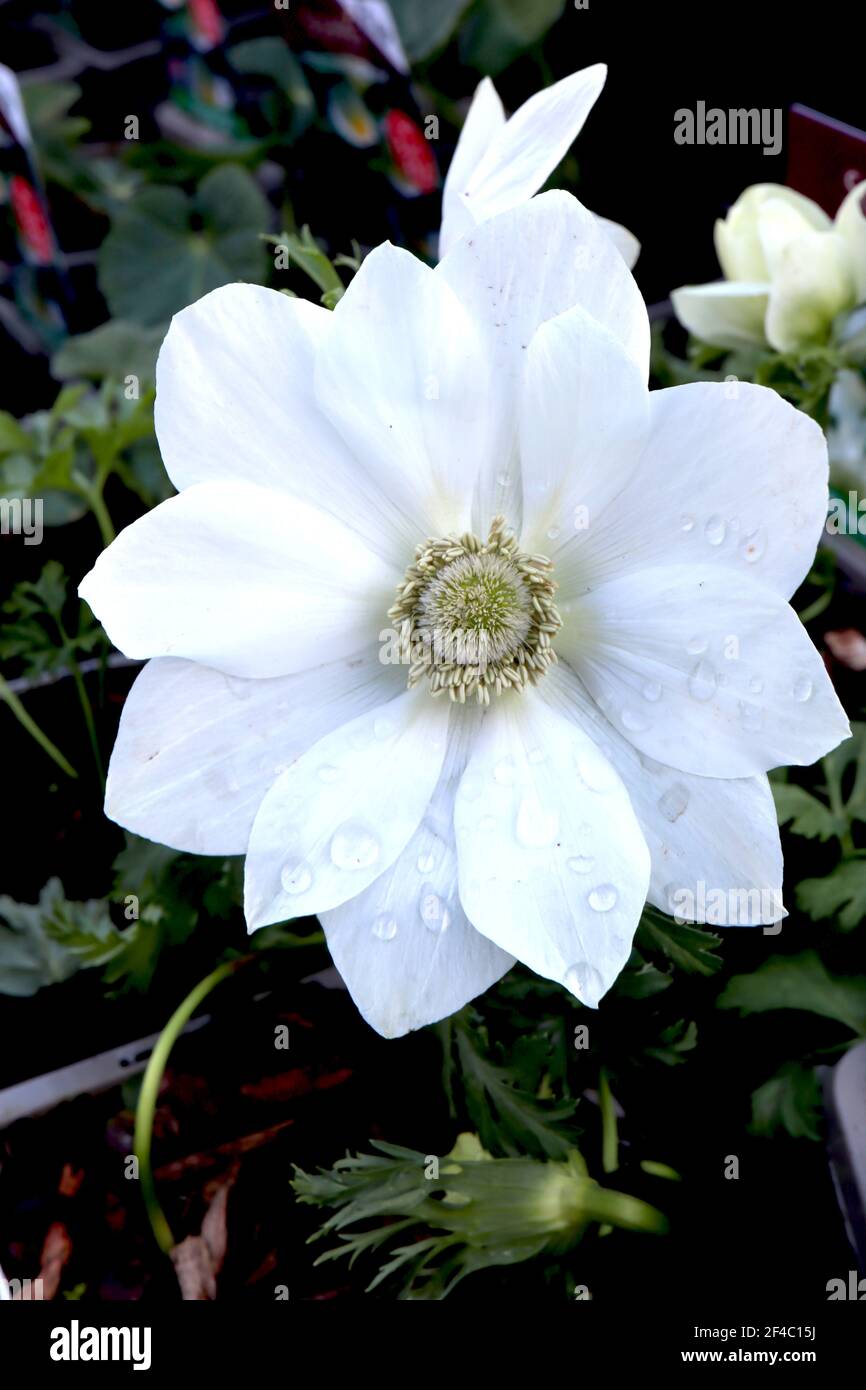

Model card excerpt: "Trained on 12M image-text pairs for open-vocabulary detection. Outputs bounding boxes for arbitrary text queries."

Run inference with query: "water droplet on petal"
[567,855,594,874]
[704,515,726,546]
[564,961,605,1006]
[642,680,663,702]
[686,635,708,656]
[318,764,343,784]
[657,783,689,822]
[587,883,618,912]
[371,913,398,941]
[516,795,559,848]
[574,749,616,793]
[792,676,813,703]
[688,660,718,702]
[330,822,380,871]
[680,515,695,533]
[419,886,451,933]
[281,860,313,895]
[739,526,767,563]
[416,851,436,873]
[496,471,511,488]
[546,525,561,541]
[748,676,764,695]
[621,707,650,733]
[493,758,516,785]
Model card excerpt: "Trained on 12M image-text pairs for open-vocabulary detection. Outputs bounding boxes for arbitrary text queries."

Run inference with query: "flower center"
[389,516,562,704]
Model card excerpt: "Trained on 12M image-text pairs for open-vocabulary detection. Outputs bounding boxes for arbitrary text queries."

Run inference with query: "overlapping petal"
[245,686,451,930]
[104,651,403,855]
[557,564,850,779]
[453,686,650,1007]
[80,481,399,677]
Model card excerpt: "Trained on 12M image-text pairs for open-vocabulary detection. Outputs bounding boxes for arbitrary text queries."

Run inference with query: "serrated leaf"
[773,783,842,841]
[797,860,866,930]
[636,907,723,975]
[0,880,133,997]
[51,320,167,385]
[750,1063,822,1141]
[454,1016,576,1159]
[718,951,866,1034]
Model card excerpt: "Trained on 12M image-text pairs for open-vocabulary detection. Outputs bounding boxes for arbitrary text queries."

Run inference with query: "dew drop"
[516,795,559,848]
[587,883,618,912]
[496,471,511,488]
[642,680,663,702]
[657,783,689,823]
[686,635,709,655]
[739,526,767,564]
[680,515,695,533]
[564,961,605,1006]
[371,913,398,941]
[416,851,436,873]
[330,821,380,871]
[546,525,561,541]
[792,676,813,703]
[748,676,764,695]
[419,886,451,934]
[574,749,616,793]
[704,515,726,546]
[281,860,312,895]
[688,660,718,702]
[567,855,594,874]
[621,707,650,733]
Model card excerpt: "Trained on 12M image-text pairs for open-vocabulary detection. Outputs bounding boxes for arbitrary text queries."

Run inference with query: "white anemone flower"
[80,191,849,1037]
[672,181,866,352]
[439,63,640,268]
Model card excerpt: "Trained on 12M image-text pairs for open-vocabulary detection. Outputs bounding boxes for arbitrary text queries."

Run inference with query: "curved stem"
[134,956,252,1254]
[0,673,78,778]
[599,1067,619,1175]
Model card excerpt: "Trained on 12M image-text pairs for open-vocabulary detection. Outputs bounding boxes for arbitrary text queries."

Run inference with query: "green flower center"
[389,516,562,704]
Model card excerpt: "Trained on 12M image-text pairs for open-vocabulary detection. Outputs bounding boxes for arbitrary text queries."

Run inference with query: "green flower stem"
[599,1067,619,1175]
[0,672,78,778]
[134,955,252,1254]
[87,483,116,547]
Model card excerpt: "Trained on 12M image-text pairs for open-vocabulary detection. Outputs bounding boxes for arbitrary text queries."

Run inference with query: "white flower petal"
[670,280,769,349]
[104,651,403,855]
[765,230,855,352]
[439,76,505,258]
[245,686,451,929]
[518,301,650,556]
[559,381,829,602]
[453,687,650,1008]
[834,178,866,302]
[714,185,830,281]
[542,665,784,925]
[595,214,640,269]
[79,481,398,677]
[436,190,650,534]
[154,285,405,567]
[460,64,607,226]
[559,563,850,778]
[320,708,513,1037]
[315,242,495,547]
